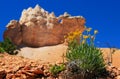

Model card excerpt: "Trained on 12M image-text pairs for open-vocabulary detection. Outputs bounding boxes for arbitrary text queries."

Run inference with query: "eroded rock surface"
[4,5,85,47]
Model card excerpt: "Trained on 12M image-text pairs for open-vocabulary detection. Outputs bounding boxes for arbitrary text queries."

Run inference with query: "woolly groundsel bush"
[65,27,106,79]
[0,38,17,55]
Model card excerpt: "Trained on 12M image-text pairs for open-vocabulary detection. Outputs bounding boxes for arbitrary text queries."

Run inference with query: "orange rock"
[23,65,31,70]
[4,5,85,47]
[32,69,44,75]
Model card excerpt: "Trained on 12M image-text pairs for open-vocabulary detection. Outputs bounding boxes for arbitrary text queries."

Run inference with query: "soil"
[17,44,120,68]
[0,44,120,79]
[17,44,68,64]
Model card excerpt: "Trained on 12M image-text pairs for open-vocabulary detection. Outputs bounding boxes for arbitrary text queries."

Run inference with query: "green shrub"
[66,28,106,78]
[49,64,65,77]
[0,38,17,55]
[0,47,5,53]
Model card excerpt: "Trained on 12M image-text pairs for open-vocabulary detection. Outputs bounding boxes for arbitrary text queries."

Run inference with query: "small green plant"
[0,47,5,53]
[0,38,17,55]
[49,64,65,77]
[66,27,106,78]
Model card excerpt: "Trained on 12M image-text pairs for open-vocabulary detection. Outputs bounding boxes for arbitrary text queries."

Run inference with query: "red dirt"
[0,45,120,79]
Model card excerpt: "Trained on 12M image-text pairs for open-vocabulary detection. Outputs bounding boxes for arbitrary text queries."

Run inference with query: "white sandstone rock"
[36,16,43,20]
[68,16,84,19]
[27,7,33,12]
[34,4,41,11]
[19,4,83,29]
[19,4,55,28]
[63,12,71,17]
[6,20,18,28]
[28,15,37,22]
[25,21,35,27]
[49,12,56,18]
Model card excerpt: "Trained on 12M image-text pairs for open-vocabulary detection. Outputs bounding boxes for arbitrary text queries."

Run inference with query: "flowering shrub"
[65,27,106,78]
[64,29,82,42]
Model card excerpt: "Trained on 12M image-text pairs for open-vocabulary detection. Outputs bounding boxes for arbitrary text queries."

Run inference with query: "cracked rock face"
[4,5,85,47]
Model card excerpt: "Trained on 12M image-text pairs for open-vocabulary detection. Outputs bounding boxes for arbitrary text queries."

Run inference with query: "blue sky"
[0,0,120,48]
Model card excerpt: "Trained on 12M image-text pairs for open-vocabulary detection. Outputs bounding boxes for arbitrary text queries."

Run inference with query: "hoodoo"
[4,5,85,47]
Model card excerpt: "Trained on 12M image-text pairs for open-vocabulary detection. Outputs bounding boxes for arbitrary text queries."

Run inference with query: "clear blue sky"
[0,0,120,48]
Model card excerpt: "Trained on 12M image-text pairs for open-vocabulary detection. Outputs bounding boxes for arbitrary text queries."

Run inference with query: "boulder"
[4,5,85,47]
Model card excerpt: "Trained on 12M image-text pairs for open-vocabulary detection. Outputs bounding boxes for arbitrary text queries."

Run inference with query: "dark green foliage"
[0,38,17,55]
[49,64,65,77]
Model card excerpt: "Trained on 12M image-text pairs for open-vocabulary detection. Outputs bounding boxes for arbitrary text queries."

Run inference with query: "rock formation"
[4,5,85,47]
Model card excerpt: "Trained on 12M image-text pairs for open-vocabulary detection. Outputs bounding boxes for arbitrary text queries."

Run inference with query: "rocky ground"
[0,53,52,79]
[0,46,120,79]
[0,44,67,79]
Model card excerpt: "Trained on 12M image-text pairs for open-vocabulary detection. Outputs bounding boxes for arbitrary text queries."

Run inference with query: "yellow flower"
[94,30,98,34]
[86,28,92,32]
[82,39,86,44]
[68,36,74,40]
[65,30,83,42]
[73,31,78,36]
[83,35,89,39]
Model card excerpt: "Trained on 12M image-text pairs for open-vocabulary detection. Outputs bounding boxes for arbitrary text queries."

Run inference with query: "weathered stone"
[4,5,85,47]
